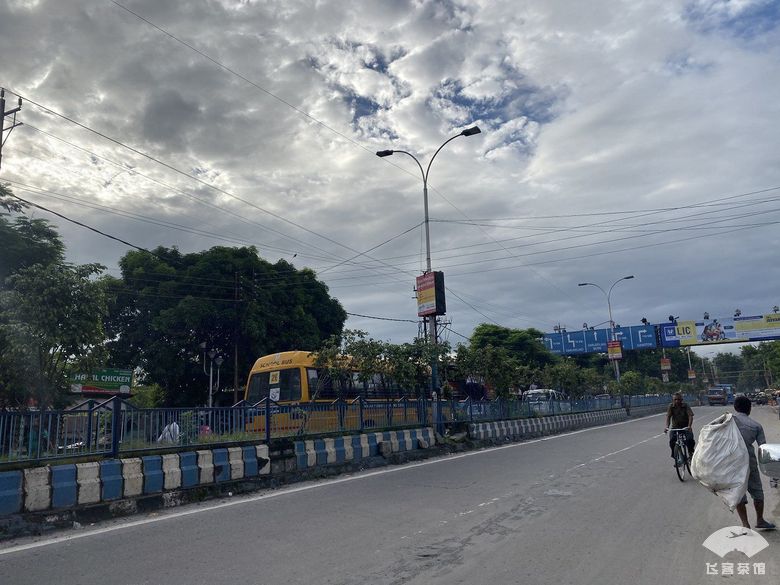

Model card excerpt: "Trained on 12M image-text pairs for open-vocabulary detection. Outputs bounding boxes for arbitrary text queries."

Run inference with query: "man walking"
[732,395,776,529]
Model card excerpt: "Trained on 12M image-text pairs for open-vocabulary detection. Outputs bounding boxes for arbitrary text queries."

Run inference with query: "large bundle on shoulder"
[691,413,749,510]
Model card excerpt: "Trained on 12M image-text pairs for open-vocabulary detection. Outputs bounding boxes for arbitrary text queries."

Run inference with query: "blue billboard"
[543,325,657,355]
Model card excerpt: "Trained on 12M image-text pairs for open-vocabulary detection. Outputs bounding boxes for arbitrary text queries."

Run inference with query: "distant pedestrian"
[732,396,775,529]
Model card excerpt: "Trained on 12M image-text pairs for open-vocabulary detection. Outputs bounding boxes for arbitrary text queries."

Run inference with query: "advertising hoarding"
[70,368,133,396]
[416,271,446,317]
[660,314,780,347]
[607,341,623,360]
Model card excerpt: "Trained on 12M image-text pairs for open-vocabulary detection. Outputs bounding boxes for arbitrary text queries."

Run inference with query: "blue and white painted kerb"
[468,410,629,441]
[294,427,435,470]
[0,444,271,517]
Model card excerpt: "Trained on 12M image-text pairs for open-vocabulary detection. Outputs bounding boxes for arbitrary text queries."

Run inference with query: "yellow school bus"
[243,351,425,437]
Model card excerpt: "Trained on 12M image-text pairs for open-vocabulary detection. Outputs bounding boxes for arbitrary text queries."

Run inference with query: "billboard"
[416,271,446,317]
[660,314,780,347]
[70,368,133,396]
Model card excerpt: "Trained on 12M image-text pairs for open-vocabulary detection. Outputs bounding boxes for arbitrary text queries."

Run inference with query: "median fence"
[0,393,688,469]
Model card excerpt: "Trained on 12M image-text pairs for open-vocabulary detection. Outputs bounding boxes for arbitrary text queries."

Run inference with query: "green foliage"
[618,371,644,396]
[470,324,554,368]
[314,329,450,397]
[127,384,165,408]
[0,263,107,408]
[0,184,65,286]
[105,246,346,406]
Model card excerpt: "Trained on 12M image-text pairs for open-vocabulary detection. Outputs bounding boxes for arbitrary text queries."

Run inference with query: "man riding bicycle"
[664,392,695,461]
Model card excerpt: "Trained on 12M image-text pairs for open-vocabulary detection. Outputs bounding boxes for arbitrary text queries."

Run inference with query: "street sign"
[660,358,672,371]
[688,369,696,380]
[662,372,669,383]
[543,324,656,355]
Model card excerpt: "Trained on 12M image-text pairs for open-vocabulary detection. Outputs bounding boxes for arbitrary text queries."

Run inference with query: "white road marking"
[0,411,666,556]
[564,433,664,473]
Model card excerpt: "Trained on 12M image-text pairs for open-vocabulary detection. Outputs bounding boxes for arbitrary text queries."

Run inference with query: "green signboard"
[70,368,134,395]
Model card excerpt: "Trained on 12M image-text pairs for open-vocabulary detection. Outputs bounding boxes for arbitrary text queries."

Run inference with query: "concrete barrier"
[76,462,101,505]
[142,456,164,495]
[162,454,181,490]
[228,447,244,480]
[256,445,270,475]
[122,458,143,497]
[100,460,123,501]
[0,426,433,520]
[212,449,230,483]
[0,471,23,515]
[197,450,214,485]
[180,452,199,488]
[467,409,631,443]
[51,464,77,509]
[23,467,50,512]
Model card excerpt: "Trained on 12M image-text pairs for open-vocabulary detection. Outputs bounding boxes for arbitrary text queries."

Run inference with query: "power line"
[346,312,417,323]
[8,192,166,260]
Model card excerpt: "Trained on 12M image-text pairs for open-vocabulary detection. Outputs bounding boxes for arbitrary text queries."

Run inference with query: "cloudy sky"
[1,0,779,356]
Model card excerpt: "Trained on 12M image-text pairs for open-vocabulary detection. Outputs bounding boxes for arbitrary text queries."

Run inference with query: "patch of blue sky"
[434,78,560,127]
[349,93,381,120]
[684,0,780,41]
[664,53,715,75]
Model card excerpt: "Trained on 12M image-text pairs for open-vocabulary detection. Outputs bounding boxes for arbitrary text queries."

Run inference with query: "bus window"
[246,368,302,403]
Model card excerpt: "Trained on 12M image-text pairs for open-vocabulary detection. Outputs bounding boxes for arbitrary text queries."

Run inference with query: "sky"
[1,0,779,360]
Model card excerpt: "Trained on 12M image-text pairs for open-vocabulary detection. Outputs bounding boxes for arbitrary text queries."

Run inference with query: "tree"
[618,371,644,397]
[105,245,347,405]
[470,324,555,368]
[0,263,107,408]
[0,184,64,285]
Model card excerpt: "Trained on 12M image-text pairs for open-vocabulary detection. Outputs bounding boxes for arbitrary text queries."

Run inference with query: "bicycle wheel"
[684,447,692,476]
[674,443,687,482]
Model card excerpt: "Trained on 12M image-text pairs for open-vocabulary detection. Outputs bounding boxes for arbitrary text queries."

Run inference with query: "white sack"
[691,413,749,510]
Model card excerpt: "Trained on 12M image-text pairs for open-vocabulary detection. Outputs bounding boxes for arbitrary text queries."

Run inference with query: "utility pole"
[1,88,23,170]
[233,271,240,404]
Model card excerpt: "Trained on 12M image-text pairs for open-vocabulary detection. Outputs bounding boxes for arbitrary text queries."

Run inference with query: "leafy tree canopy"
[0,183,65,285]
[105,245,347,406]
[0,263,107,408]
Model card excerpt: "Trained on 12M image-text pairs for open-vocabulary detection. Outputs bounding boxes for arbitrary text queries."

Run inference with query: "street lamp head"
[208,349,216,360]
[623,275,635,280]
[214,356,224,367]
[460,126,481,137]
[376,150,394,158]
[577,283,589,287]
[199,341,207,350]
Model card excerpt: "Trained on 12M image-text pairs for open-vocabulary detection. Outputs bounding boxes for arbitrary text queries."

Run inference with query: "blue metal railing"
[0,393,690,467]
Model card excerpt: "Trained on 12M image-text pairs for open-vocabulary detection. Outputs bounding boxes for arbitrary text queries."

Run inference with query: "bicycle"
[667,427,692,481]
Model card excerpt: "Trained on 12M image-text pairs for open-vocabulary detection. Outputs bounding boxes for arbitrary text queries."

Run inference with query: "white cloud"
[0,0,778,355]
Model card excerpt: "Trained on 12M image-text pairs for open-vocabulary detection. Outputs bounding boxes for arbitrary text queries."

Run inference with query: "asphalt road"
[2,406,779,585]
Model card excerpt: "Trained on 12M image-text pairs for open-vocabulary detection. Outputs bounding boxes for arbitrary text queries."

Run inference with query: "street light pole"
[376,125,481,395]
[200,343,225,408]
[578,275,635,384]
